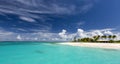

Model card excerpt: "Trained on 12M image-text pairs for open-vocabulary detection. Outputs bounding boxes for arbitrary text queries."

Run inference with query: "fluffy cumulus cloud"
[58,28,120,41]
[77,29,87,38]
[78,28,116,38]
[0,0,119,41]
[0,27,120,41]
[59,29,67,39]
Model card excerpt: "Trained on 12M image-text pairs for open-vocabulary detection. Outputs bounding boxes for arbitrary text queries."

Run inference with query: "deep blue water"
[0,42,120,64]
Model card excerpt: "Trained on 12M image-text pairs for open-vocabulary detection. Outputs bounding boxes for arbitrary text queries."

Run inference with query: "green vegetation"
[73,35,120,43]
[114,40,120,43]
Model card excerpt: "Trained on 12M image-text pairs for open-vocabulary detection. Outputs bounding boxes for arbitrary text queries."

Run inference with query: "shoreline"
[58,42,120,49]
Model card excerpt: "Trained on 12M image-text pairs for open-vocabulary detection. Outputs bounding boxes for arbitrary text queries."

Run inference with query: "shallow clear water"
[0,42,120,64]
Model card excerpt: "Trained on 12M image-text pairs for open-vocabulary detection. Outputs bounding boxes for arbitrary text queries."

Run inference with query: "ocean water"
[0,42,120,64]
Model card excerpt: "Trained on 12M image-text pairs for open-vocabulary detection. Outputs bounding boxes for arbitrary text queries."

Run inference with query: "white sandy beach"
[59,42,120,49]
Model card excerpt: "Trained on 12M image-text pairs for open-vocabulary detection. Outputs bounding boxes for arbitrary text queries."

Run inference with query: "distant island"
[73,35,120,43]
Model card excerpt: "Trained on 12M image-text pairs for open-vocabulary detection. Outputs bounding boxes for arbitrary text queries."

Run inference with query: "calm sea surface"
[0,41,120,64]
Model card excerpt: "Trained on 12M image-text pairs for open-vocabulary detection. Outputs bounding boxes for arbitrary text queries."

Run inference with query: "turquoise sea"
[0,41,120,64]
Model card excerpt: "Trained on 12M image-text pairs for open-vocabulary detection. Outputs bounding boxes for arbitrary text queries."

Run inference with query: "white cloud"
[80,3,93,13]
[91,30,103,36]
[0,0,98,33]
[58,28,120,41]
[115,33,120,40]
[77,29,84,33]
[77,22,85,26]
[0,0,98,19]
[77,29,87,38]
[19,16,36,22]
[75,21,85,29]
[17,35,22,40]
[0,28,13,36]
[104,30,113,35]
[0,28,119,41]
[58,29,67,39]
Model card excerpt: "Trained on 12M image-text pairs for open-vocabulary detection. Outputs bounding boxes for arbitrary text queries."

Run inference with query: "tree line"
[73,35,120,43]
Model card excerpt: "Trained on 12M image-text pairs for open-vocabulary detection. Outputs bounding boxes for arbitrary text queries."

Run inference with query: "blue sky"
[0,0,120,41]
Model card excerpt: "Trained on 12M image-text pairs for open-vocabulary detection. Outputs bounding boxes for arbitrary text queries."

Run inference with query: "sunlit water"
[0,42,120,64]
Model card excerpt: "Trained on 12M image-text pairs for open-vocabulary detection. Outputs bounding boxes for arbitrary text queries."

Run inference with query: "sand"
[58,42,120,49]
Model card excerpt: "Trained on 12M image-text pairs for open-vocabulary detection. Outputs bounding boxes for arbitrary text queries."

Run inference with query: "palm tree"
[108,35,112,40]
[93,36,97,39]
[101,35,104,40]
[78,37,94,42]
[101,35,107,40]
[93,35,100,42]
[97,35,100,38]
[112,35,117,40]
